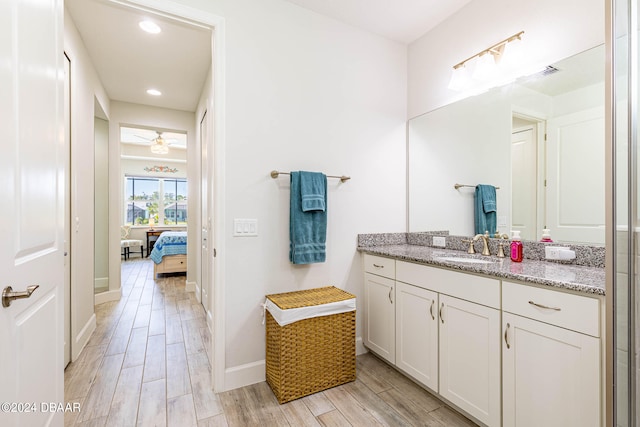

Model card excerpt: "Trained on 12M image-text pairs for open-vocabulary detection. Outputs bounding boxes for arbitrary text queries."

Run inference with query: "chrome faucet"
[473,232,491,256]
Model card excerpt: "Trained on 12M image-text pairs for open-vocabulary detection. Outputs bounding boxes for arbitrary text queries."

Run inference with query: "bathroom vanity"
[359,237,605,427]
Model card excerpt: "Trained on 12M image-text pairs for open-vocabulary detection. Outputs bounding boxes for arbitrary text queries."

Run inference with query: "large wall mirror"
[408,44,605,245]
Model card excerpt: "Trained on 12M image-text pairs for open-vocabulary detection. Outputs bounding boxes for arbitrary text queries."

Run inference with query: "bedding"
[150,231,187,264]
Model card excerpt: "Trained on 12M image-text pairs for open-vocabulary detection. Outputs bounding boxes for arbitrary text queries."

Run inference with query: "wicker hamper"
[265,286,356,404]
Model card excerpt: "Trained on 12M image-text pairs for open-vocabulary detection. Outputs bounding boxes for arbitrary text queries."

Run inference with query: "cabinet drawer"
[163,255,187,270]
[396,261,500,309]
[502,281,600,337]
[364,254,395,279]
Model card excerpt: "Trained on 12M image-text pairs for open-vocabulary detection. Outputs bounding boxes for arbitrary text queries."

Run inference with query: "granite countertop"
[358,244,606,296]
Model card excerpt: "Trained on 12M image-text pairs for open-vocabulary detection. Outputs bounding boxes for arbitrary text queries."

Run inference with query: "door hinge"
[213,248,217,257]
[544,133,547,141]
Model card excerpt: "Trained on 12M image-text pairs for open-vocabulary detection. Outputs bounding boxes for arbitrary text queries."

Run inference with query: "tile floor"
[64,258,477,426]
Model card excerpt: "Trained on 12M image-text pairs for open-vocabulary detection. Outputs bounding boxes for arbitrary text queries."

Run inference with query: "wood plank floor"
[64,258,478,427]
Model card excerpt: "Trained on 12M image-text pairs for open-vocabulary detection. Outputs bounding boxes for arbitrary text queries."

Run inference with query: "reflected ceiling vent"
[539,65,560,77]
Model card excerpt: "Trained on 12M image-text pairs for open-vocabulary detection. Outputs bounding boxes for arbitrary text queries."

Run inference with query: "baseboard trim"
[223,337,366,391]
[194,283,202,302]
[94,289,121,305]
[94,277,109,293]
[72,313,96,361]
[186,280,196,292]
[224,360,266,391]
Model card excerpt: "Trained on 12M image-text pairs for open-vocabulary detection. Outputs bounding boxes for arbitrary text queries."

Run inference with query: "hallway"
[64,259,477,427]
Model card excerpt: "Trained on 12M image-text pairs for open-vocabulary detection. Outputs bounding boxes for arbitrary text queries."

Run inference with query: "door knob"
[2,285,39,308]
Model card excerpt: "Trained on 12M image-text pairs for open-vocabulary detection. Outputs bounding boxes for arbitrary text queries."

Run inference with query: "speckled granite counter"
[358,244,606,296]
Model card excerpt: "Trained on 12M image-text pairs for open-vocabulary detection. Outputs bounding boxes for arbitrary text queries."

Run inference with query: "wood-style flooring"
[64,258,478,427]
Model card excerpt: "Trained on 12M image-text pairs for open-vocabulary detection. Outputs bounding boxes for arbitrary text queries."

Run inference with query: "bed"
[150,231,187,278]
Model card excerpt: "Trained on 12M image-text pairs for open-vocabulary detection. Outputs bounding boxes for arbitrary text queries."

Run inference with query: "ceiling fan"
[150,131,169,154]
[133,131,170,154]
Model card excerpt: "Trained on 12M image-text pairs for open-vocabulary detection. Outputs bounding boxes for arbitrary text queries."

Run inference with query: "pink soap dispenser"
[510,230,523,263]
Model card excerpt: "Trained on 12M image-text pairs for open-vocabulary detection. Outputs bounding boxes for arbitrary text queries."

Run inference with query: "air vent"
[539,65,560,76]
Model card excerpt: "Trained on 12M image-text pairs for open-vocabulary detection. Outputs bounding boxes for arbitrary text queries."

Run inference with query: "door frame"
[121,0,227,392]
[511,109,547,241]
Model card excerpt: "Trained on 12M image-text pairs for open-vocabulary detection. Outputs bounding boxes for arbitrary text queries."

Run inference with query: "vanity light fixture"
[146,88,162,96]
[139,20,161,34]
[448,31,524,91]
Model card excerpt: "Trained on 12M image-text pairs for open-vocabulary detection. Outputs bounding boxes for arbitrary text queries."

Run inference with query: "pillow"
[121,225,131,239]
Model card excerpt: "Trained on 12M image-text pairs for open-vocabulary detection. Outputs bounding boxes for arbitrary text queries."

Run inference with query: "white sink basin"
[437,256,496,264]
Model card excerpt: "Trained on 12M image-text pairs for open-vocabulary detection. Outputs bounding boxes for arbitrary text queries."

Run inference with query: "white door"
[395,282,438,392]
[511,126,538,241]
[0,0,65,426]
[546,107,605,244]
[364,273,395,364]
[502,312,600,427]
[63,54,72,368]
[200,111,209,311]
[439,294,501,427]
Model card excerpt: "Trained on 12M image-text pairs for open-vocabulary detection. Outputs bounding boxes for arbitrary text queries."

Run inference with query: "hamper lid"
[266,286,354,310]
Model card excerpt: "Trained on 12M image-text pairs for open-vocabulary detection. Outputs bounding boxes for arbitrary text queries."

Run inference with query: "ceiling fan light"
[150,135,169,154]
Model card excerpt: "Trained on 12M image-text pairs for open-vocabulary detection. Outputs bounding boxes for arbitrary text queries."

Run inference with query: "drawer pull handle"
[429,300,435,320]
[373,264,384,268]
[388,287,393,304]
[439,303,444,324]
[504,323,511,349]
[528,300,561,311]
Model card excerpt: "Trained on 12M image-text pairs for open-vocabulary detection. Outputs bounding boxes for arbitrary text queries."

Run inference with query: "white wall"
[109,101,196,285]
[94,117,110,289]
[170,0,408,388]
[407,0,604,118]
[64,10,111,360]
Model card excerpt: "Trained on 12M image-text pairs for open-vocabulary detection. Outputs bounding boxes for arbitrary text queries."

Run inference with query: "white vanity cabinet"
[363,254,396,364]
[395,282,438,391]
[362,253,602,427]
[396,261,501,427]
[439,294,501,427]
[501,281,601,427]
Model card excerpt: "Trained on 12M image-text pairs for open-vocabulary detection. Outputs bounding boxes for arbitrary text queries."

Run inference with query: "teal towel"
[300,171,326,212]
[290,171,327,264]
[474,184,497,235]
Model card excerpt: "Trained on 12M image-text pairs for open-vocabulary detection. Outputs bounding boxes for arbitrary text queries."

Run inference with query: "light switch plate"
[233,219,258,237]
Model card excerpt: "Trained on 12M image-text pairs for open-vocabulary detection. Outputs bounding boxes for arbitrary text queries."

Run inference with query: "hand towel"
[474,184,497,235]
[300,171,326,212]
[290,171,327,264]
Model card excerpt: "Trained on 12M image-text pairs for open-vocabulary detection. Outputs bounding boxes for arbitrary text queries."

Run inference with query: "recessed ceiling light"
[146,89,162,96]
[139,20,161,34]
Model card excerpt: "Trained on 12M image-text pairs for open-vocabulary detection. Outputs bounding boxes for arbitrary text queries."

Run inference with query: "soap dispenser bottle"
[510,231,523,262]
[540,228,553,242]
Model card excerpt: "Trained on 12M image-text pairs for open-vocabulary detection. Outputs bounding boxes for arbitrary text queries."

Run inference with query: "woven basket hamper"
[265,286,356,404]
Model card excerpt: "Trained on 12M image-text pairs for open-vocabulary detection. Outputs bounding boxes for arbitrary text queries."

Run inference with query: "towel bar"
[454,183,500,190]
[271,170,351,183]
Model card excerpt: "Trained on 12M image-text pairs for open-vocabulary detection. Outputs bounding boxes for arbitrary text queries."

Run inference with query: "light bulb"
[448,65,471,91]
[472,52,497,82]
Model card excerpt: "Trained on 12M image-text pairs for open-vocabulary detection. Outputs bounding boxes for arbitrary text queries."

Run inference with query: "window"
[125,177,187,226]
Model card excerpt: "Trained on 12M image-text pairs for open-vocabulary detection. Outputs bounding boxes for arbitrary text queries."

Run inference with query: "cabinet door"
[395,282,438,392]
[364,273,395,364]
[502,312,600,427]
[439,294,501,427]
